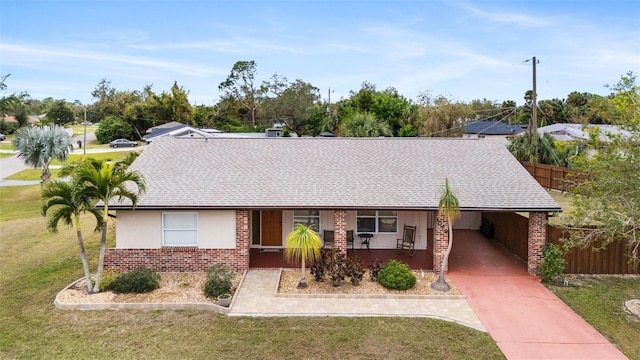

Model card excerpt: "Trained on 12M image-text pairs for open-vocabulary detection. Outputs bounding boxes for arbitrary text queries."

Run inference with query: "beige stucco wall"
[115,210,236,249]
[116,210,162,248]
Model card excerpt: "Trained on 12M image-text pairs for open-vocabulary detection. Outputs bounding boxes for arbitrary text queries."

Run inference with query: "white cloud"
[1,42,223,78]
[458,3,549,28]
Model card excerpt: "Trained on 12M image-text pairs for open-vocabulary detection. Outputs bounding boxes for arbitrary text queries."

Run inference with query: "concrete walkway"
[448,231,628,360]
[229,269,486,332]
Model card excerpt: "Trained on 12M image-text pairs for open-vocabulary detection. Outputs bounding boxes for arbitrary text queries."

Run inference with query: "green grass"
[0,152,14,158]
[68,125,98,137]
[549,276,640,359]
[0,185,504,359]
[5,169,62,181]
[0,142,14,151]
[50,151,132,165]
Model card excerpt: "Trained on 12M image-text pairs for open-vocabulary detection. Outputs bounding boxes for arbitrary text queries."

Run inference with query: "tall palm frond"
[75,161,146,293]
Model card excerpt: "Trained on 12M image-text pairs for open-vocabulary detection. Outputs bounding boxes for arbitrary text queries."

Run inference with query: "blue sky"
[1,0,639,106]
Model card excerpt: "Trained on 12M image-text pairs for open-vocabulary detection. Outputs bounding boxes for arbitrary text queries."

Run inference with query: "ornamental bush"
[203,263,236,298]
[539,243,566,284]
[110,267,160,294]
[377,260,416,290]
[98,270,120,292]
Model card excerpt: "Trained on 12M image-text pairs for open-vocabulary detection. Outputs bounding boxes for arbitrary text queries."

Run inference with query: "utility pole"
[83,106,87,155]
[525,56,539,163]
[532,56,537,141]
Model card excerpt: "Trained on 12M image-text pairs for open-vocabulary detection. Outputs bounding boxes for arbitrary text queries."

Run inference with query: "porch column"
[433,212,449,273]
[527,212,547,275]
[235,210,250,270]
[333,210,347,256]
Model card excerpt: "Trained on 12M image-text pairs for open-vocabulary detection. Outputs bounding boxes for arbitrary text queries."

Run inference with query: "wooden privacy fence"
[482,212,639,275]
[519,162,585,192]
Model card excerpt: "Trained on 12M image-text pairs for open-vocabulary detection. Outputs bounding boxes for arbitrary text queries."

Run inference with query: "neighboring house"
[537,123,631,142]
[143,122,219,143]
[464,120,526,144]
[105,137,560,275]
[144,122,294,142]
[1,114,42,126]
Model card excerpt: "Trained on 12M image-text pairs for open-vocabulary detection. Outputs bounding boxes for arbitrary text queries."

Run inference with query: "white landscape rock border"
[624,299,640,318]
[54,270,249,315]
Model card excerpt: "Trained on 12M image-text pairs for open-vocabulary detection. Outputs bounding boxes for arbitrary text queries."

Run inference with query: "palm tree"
[283,224,322,289]
[508,133,563,166]
[431,178,461,292]
[341,112,393,137]
[75,161,146,293]
[41,180,103,293]
[12,125,74,182]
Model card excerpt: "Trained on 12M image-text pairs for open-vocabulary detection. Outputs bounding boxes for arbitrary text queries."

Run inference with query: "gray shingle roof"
[111,137,560,212]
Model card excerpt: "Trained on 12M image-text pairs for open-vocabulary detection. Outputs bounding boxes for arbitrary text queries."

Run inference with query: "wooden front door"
[261,210,282,247]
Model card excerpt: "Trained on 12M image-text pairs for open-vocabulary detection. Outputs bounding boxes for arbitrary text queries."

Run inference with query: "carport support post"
[333,210,347,256]
[433,213,449,273]
[527,212,547,275]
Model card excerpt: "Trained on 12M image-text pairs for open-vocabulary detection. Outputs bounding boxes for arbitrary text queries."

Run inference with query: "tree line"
[1,63,632,142]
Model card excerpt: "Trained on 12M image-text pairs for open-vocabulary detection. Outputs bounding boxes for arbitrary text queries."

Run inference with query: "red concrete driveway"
[448,230,627,360]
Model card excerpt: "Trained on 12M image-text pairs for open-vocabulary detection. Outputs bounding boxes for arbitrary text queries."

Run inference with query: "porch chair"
[323,230,334,249]
[346,230,354,250]
[396,225,417,256]
[323,230,355,250]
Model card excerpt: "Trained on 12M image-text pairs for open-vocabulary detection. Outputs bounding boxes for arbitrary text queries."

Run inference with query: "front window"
[357,210,397,233]
[163,213,197,246]
[293,210,320,230]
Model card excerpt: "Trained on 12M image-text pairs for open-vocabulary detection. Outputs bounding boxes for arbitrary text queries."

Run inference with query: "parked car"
[109,139,138,148]
[0,134,5,141]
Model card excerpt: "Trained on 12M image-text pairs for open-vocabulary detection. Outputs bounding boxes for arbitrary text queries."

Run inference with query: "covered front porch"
[249,247,435,270]
[249,229,529,272]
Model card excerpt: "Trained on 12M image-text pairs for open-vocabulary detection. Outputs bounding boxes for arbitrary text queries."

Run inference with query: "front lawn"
[50,151,133,165]
[549,275,640,359]
[0,185,504,359]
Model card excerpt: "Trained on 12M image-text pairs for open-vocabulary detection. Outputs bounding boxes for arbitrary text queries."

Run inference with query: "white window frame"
[356,210,398,234]
[293,209,320,231]
[162,212,198,247]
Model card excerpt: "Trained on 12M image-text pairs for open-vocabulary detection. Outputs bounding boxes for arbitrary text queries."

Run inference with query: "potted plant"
[217,293,232,307]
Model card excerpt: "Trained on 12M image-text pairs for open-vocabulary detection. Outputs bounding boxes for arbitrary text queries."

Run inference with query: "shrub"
[98,270,120,292]
[325,249,347,286]
[539,243,566,284]
[368,258,383,281]
[203,263,236,298]
[110,267,160,294]
[310,249,328,282]
[346,256,364,285]
[377,260,416,290]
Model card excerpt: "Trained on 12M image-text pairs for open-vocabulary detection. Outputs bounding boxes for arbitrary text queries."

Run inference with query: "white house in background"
[537,123,631,142]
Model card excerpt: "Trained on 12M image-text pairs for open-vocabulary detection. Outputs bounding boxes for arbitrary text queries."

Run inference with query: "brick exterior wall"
[433,213,449,273]
[104,210,250,272]
[334,210,347,256]
[527,211,547,275]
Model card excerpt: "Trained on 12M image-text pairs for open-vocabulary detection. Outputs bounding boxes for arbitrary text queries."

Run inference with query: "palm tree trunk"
[298,257,307,289]
[75,215,92,293]
[92,215,109,293]
[41,165,51,183]
[432,221,453,292]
